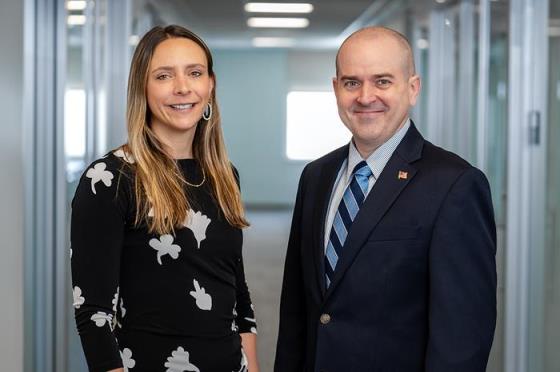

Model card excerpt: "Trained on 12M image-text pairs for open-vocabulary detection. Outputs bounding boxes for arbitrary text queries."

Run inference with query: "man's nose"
[356,84,377,105]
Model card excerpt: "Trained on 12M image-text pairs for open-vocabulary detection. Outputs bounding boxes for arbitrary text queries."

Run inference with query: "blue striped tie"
[325,161,372,288]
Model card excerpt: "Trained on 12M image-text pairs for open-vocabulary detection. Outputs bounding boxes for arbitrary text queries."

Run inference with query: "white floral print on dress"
[112,287,119,312]
[72,286,85,309]
[86,162,114,195]
[189,279,212,311]
[90,311,113,328]
[113,148,135,164]
[120,298,126,318]
[183,210,211,248]
[120,348,136,371]
[234,348,249,372]
[164,346,200,372]
[231,305,239,332]
[149,234,181,265]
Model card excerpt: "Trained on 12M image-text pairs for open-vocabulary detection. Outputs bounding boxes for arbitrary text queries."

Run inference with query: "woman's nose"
[174,75,190,95]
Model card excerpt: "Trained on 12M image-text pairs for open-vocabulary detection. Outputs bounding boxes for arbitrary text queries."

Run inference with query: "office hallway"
[243,209,293,371]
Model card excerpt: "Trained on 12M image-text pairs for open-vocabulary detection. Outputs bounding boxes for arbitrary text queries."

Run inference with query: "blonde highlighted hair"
[123,25,248,234]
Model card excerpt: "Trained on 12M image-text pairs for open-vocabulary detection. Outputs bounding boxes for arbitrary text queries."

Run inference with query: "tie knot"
[352,161,372,179]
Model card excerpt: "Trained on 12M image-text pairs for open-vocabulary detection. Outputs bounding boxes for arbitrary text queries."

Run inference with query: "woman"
[71,25,259,372]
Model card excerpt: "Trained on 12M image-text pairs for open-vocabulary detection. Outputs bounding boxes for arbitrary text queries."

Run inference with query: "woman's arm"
[71,156,129,371]
[240,332,259,372]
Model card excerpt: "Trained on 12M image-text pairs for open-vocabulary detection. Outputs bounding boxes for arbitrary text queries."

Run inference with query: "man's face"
[333,35,420,156]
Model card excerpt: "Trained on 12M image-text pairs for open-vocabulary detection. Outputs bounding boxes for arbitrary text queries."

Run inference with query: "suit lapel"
[324,124,424,299]
[312,146,347,297]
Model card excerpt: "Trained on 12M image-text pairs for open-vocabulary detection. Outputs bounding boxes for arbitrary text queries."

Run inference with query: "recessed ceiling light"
[67,15,86,25]
[67,0,87,11]
[435,0,447,3]
[252,37,295,47]
[245,3,314,14]
[247,17,309,28]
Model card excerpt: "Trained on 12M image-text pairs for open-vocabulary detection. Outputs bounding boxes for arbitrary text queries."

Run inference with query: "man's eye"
[344,81,359,88]
[377,79,391,86]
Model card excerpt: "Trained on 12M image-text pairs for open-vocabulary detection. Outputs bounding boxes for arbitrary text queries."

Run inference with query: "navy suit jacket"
[274,124,497,372]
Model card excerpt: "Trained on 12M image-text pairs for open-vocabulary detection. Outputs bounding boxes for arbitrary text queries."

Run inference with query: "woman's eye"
[156,74,171,80]
[191,70,203,77]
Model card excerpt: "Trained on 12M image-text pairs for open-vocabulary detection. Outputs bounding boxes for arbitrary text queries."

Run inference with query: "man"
[274,27,496,372]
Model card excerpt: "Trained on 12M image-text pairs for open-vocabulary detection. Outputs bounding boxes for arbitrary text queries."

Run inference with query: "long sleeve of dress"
[230,166,257,335]
[234,248,257,334]
[70,157,129,371]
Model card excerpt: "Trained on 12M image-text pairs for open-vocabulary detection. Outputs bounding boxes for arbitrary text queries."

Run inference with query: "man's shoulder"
[421,140,474,171]
[417,140,490,187]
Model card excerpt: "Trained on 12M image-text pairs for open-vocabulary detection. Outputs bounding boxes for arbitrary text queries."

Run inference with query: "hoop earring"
[202,101,213,121]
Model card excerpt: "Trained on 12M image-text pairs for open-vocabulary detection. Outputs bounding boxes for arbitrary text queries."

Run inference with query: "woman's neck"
[152,125,196,159]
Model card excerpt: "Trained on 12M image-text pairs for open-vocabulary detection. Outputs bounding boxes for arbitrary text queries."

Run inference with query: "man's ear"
[408,75,421,106]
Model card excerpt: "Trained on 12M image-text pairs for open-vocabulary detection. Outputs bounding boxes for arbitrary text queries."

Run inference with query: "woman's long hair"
[124,24,248,234]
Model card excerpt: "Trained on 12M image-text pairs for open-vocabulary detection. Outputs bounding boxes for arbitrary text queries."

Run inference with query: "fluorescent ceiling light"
[252,37,295,47]
[245,3,314,13]
[247,17,309,28]
[67,0,87,11]
[67,15,86,25]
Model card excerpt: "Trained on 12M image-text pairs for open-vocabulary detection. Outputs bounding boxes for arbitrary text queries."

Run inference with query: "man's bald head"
[335,26,416,78]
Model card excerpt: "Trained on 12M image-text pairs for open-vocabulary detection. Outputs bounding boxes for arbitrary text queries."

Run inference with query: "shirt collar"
[347,118,411,181]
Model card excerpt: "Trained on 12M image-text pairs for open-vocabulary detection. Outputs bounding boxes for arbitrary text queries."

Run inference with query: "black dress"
[71,151,256,372]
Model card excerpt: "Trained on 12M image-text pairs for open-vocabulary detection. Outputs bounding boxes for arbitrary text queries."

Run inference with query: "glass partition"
[542,1,560,370]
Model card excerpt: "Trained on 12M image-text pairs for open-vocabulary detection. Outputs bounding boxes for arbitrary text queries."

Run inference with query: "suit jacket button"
[320,313,331,324]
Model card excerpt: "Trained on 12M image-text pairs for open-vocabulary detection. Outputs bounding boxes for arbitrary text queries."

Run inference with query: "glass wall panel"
[485,2,509,372]
[543,1,560,370]
[64,0,110,370]
[65,1,89,369]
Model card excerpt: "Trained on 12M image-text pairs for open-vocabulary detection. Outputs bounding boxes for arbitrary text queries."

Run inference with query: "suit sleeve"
[425,167,497,372]
[70,158,128,372]
[274,166,308,372]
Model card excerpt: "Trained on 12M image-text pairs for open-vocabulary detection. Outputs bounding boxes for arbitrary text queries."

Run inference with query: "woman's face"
[146,37,214,140]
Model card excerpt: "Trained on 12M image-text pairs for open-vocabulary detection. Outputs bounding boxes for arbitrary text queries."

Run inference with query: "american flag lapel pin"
[398,171,408,180]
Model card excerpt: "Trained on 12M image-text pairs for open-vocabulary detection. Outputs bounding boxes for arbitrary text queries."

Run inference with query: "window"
[286,91,351,160]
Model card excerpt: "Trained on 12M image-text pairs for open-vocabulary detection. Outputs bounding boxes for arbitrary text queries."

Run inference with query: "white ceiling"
[132,0,398,49]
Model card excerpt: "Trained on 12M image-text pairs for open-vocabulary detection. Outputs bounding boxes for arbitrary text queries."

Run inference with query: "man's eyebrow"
[339,75,360,81]
[372,73,395,79]
[338,73,396,80]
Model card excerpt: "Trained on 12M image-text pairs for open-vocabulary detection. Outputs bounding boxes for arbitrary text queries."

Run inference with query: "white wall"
[0,0,24,370]
[213,49,338,206]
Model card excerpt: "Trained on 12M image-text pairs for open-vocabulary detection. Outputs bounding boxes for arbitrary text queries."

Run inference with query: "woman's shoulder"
[76,147,136,198]
[91,147,135,176]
